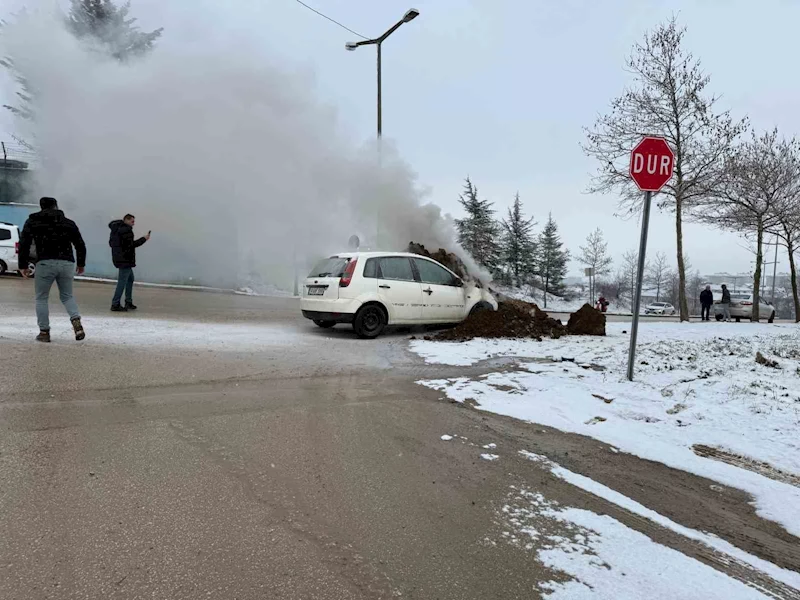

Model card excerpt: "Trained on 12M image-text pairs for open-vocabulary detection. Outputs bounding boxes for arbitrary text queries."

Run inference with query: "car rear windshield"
[308,257,349,278]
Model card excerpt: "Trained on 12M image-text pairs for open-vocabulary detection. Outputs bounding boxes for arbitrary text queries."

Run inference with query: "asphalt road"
[1,277,798,599]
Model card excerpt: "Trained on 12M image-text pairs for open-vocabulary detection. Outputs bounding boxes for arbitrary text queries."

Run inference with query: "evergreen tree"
[537,213,569,307]
[501,193,536,287]
[455,177,501,272]
[66,0,163,60]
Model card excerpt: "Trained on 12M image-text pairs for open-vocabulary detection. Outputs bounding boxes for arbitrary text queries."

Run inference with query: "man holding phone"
[108,214,150,312]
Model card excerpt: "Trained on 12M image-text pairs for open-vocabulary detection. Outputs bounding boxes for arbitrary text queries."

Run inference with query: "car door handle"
[379,284,391,289]
[423,287,433,295]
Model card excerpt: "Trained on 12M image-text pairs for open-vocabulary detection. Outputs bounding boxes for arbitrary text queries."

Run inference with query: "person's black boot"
[111,304,128,312]
[36,330,51,343]
[71,317,85,341]
[125,301,138,310]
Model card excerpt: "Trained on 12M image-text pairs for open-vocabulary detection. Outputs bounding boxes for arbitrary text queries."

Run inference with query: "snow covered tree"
[66,0,163,60]
[536,213,569,307]
[501,193,536,287]
[645,251,670,302]
[455,177,501,272]
[578,228,613,302]
[583,17,746,321]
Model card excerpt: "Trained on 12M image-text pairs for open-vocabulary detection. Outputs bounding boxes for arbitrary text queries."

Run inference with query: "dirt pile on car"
[407,242,470,281]
[567,304,607,336]
[434,299,566,341]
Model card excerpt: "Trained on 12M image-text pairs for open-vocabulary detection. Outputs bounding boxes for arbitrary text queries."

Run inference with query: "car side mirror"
[454,278,464,287]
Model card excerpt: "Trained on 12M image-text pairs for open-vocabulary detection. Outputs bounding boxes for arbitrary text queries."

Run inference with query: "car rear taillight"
[339,258,358,287]
[15,242,19,255]
[741,301,753,306]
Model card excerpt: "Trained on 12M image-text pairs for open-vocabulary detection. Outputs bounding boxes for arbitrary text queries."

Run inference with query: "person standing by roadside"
[109,214,150,311]
[720,284,732,322]
[700,285,714,321]
[17,197,86,342]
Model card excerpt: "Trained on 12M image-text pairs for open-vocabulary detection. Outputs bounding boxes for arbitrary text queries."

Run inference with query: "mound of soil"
[567,304,606,336]
[408,242,470,281]
[435,299,566,341]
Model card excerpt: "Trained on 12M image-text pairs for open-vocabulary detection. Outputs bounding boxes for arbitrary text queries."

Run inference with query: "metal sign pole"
[627,190,653,381]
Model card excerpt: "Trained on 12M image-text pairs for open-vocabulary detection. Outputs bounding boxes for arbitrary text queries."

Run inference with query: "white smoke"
[1,6,479,290]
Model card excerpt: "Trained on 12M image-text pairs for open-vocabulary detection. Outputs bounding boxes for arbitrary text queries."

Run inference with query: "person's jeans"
[721,303,731,321]
[701,304,711,321]
[112,267,135,306]
[34,260,81,331]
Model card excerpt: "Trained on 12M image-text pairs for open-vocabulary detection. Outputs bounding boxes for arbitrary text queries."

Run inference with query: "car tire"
[353,304,387,339]
[715,314,723,322]
[0,260,7,275]
[314,320,336,329]
[469,301,493,316]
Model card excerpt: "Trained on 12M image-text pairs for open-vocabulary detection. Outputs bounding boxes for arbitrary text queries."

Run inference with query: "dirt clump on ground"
[408,242,470,281]
[567,304,606,336]
[434,299,566,341]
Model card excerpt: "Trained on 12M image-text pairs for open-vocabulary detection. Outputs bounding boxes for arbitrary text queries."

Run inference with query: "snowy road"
[1,278,799,599]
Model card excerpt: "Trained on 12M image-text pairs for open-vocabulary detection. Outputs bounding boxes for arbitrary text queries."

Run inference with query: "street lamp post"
[345,8,419,139]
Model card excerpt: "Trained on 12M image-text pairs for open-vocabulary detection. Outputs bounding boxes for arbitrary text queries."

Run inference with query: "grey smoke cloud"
[2,7,473,290]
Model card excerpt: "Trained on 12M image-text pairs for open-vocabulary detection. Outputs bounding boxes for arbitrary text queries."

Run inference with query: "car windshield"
[308,257,349,278]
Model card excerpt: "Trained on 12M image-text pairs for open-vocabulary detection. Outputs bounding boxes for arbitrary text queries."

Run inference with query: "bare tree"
[766,159,800,322]
[688,270,704,315]
[583,17,746,321]
[699,130,799,321]
[645,251,670,302]
[579,228,613,302]
[619,250,642,305]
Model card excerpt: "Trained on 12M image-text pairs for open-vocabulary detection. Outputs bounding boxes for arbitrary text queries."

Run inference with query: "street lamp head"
[345,42,359,51]
[403,8,420,22]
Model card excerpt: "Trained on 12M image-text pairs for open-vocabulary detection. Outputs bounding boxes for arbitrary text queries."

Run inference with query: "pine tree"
[536,213,569,307]
[455,177,501,272]
[501,193,536,287]
[66,0,163,60]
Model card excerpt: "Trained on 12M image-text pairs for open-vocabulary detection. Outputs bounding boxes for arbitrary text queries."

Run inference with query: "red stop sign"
[629,136,675,192]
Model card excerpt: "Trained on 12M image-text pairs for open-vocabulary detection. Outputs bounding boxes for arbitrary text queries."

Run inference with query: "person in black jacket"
[108,214,150,311]
[699,285,714,321]
[18,197,87,342]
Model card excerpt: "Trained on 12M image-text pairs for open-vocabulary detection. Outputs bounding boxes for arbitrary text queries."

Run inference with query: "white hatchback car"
[300,252,498,338]
[0,221,21,275]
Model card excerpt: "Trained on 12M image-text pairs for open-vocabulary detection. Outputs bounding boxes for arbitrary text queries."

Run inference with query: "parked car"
[714,292,776,322]
[300,252,498,338]
[0,221,20,275]
[644,301,676,316]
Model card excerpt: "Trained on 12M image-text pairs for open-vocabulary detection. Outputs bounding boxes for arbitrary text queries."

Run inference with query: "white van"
[300,251,498,338]
[0,222,21,275]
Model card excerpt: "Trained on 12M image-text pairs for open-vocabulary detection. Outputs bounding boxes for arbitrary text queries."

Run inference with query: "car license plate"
[307,287,325,296]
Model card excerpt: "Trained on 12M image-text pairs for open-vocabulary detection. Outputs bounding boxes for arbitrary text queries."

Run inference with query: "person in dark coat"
[720,284,732,322]
[108,214,150,311]
[18,197,86,342]
[699,285,714,321]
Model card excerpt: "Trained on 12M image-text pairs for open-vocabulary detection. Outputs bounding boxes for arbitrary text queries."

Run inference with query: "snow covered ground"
[412,322,800,534]
[417,322,800,596]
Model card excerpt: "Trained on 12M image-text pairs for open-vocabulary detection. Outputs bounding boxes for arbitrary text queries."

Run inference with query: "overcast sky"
[3,0,799,278]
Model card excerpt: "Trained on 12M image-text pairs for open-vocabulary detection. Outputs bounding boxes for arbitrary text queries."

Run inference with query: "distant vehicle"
[0,222,21,275]
[644,302,676,316]
[300,251,498,338]
[714,292,776,323]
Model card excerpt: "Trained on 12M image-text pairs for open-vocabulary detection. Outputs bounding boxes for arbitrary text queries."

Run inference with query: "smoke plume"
[1,6,474,291]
